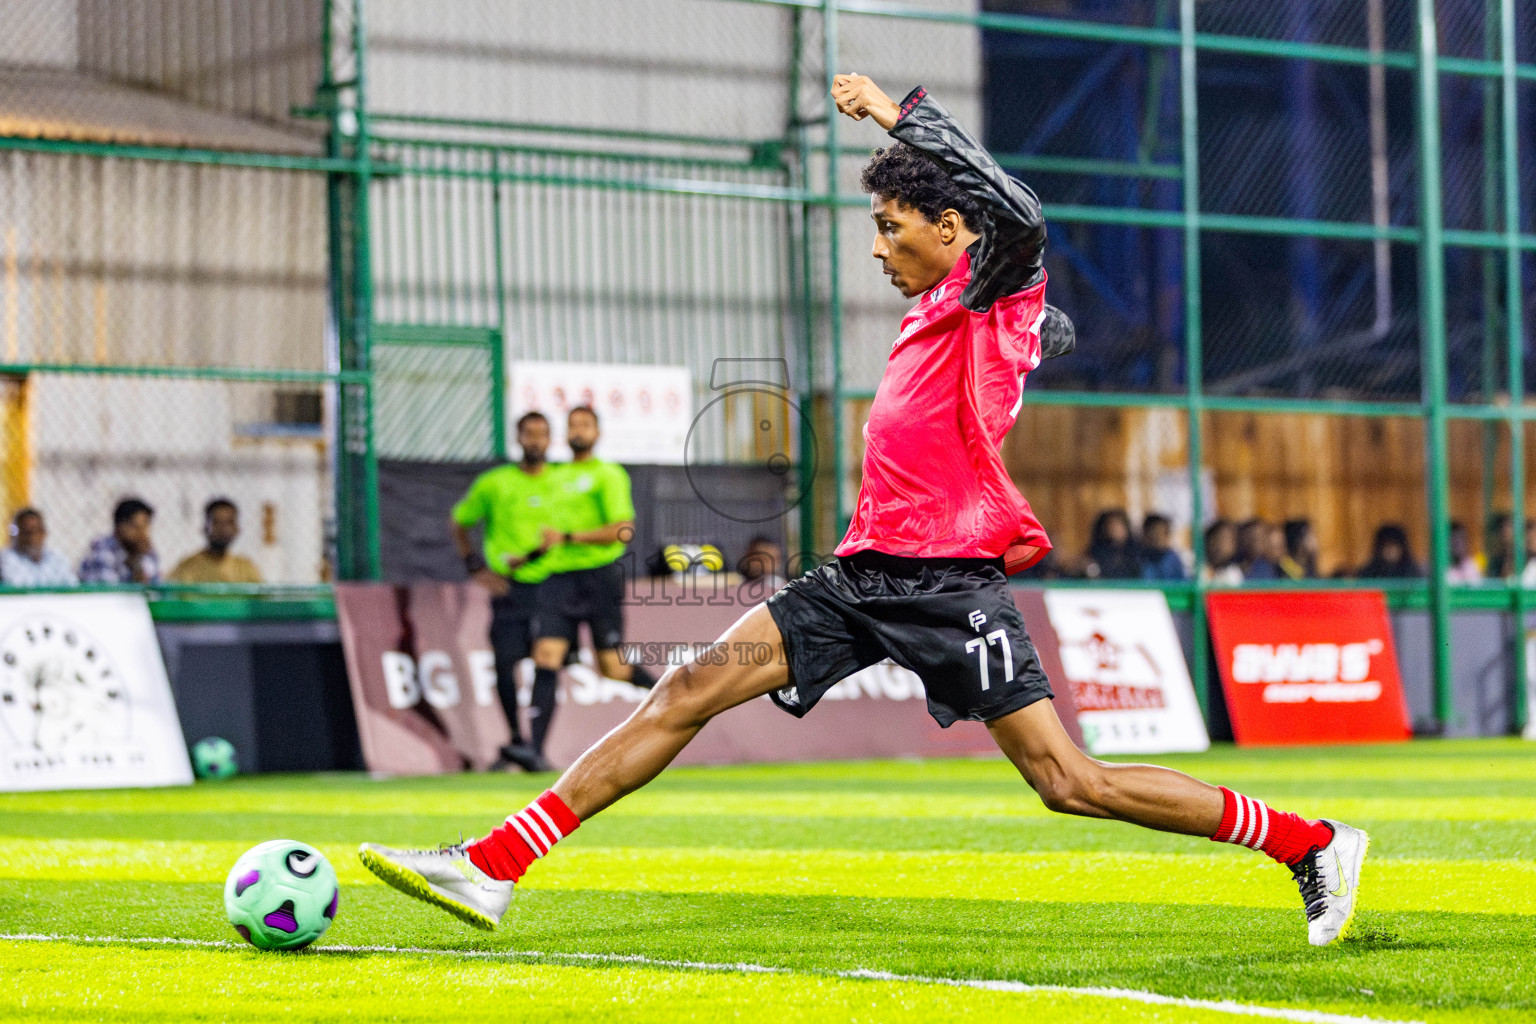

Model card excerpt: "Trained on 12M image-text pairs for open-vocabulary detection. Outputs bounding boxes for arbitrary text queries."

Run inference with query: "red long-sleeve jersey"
[834,87,1054,573]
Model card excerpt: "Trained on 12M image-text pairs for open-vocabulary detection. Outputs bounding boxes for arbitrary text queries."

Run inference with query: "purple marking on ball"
[263,902,299,933]
[234,869,260,897]
[324,888,339,919]
[234,924,252,944]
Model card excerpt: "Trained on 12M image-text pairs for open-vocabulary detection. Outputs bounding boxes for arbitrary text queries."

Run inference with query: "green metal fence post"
[490,148,509,461]
[356,0,380,578]
[1479,0,1502,540]
[787,8,819,564]
[1138,0,1172,165]
[1180,0,1210,720]
[325,0,381,581]
[824,0,846,538]
[322,0,358,581]
[1416,0,1454,729]
[1501,0,1529,732]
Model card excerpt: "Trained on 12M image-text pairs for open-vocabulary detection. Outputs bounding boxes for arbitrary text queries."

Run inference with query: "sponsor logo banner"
[0,593,193,791]
[335,582,510,774]
[335,580,1011,775]
[1206,590,1411,745]
[1029,590,1208,755]
[509,361,692,464]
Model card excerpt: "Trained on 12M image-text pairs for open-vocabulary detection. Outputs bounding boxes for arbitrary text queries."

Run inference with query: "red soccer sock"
[466,789,580,882]
[1210,786,1333,866]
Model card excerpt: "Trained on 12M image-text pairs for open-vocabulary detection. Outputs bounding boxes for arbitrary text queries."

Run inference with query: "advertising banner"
[1526,628,1536,741]
[335,579,1046,774]
[1025,589,1208,755]
[0,592,193,791]
[1206,590,1411,746]
[335,582,511,774]
[509,361,692,464]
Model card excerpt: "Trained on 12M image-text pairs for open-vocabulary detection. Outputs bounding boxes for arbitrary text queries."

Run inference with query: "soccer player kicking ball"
[360,76,1369,948]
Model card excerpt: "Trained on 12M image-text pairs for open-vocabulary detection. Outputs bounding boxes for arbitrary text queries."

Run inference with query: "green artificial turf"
[1,739,1533,1022]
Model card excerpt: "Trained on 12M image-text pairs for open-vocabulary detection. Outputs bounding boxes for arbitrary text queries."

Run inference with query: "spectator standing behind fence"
[529,405,658,761]
[1281,518,1319,579]
[1237,518,1280,580]
[1,508,77,587]
[79,498,160,584]
[1083,508,1140,579]
[1484,513,1515,577]
[738,534,787,590]
[452,412,561,775]
[1446,520,1482,583]
[1201,519,1243,585]
[168,499,263,584]
[1138,513,1186,581]
[1261,522,1291,578]
[1518,520,1536,587]
[1358,524,1423,578]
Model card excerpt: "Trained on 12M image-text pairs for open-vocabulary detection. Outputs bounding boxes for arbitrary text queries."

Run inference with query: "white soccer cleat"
[357,842,512,931]
[1290,819,1369,947]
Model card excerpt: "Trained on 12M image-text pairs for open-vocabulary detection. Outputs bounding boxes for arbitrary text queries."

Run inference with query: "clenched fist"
[831,74,901,130]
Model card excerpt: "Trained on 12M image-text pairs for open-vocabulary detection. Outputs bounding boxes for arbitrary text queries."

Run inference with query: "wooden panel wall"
[837,402,1526,575]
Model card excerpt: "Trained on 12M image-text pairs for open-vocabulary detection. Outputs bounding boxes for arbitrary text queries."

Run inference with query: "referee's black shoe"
[628,664,658,690]
[491,742,553,774]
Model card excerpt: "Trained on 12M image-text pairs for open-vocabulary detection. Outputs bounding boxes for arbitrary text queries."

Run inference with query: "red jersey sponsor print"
[836,251,1052,572]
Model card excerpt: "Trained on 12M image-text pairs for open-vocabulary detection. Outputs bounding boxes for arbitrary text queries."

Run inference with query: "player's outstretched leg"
[359,604,791,929]
[987,700,1368,946]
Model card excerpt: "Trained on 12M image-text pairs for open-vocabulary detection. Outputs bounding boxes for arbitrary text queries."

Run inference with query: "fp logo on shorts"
[968,610,988,632]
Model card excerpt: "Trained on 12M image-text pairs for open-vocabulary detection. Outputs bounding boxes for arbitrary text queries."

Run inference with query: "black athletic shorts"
[534,562,626,651]
[489,580,543,665]
[765,550,1052,727]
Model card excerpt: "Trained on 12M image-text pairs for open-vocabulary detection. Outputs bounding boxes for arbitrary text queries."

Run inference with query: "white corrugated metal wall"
[361,0,980,466]
[1,0,330,583]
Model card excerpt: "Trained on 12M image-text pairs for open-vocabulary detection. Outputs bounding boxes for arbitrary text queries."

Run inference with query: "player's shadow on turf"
[1338,926,1422,949]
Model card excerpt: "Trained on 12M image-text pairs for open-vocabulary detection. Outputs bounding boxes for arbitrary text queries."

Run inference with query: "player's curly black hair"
[860,143,981,231]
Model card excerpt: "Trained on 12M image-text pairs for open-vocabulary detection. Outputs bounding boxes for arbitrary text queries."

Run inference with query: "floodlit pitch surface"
[2,739,1533,1023]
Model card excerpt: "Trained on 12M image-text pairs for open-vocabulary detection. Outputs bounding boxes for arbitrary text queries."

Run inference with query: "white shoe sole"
[1317,828,1370,947]
[357,844,501,932]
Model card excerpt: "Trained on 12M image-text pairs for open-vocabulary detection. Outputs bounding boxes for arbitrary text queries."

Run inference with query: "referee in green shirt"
[527,406,657,757]
[451,411,560,773]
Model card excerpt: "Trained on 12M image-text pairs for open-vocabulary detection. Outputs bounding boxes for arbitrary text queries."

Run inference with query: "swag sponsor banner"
[1019,589,1208,755]
[1206,590,1411,746]
[336,579,1029,774]
[0,592,193,791]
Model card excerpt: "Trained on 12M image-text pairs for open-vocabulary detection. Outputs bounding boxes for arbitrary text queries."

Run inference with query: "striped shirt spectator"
[79,498,161,584]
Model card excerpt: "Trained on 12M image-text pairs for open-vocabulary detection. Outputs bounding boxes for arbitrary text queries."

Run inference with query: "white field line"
[1,931,1423,1024]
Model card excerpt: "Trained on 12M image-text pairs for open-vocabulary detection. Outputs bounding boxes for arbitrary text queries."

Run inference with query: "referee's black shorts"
[765,550,1052,727]
[534,562,626,651]
[489,580,543,664]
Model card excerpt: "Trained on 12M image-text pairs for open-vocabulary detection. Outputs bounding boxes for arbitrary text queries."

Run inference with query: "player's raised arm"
[831,73,902,129]
[833,74,1046,313]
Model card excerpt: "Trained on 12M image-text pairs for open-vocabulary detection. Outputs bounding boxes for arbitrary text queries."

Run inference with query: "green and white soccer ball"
[191,736,238,780]
[223,840,339,950]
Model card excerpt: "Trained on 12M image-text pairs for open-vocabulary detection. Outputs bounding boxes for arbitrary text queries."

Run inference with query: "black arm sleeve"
[888,86,1046,313]
[1040,304,1076,359]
